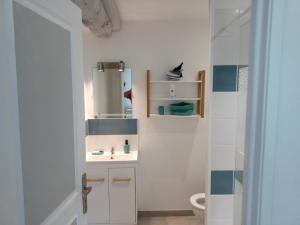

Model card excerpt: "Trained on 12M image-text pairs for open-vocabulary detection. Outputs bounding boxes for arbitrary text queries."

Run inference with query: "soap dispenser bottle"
[124,139,130,154]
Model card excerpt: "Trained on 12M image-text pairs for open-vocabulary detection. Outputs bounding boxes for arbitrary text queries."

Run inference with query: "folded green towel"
[169,102,194,112]
[170,109,194,116]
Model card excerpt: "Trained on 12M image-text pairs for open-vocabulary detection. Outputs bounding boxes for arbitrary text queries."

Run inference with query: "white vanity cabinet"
[87,168,110,224]
[109,168,136,224]
[87,163,137,225]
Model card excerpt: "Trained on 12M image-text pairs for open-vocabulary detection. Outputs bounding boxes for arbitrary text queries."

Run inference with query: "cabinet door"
[87,168,109,224]
[109,168,136,224]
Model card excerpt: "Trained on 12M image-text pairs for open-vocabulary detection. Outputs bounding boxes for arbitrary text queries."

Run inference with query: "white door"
[0,0,86,225]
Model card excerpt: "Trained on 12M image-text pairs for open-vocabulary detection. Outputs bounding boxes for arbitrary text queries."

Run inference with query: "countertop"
[86,150,138,164]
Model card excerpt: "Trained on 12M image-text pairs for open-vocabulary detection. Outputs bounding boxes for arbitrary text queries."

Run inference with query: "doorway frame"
[0,1,25,224]
[242,0,290,225]
[1,0,291,224]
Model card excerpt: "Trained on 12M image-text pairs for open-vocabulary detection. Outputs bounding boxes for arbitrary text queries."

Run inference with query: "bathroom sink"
[86,151,138,163]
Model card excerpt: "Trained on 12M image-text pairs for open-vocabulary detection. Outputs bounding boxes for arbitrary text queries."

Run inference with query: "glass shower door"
[234,9,251,225]
[211,2,252,224]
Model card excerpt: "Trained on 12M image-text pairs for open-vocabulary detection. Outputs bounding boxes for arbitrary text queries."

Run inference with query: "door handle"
[87,178,105,183]
[82,173,92,214]
[112,177,131,183]
[83,186,92,195]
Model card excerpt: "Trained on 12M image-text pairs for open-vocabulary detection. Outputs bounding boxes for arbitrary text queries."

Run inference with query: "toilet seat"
[190,193,205,210]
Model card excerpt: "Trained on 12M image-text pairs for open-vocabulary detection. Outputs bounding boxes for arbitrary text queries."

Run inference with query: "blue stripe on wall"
[211,170,234,195]
[213,65,238,92]
[86,119,138,135]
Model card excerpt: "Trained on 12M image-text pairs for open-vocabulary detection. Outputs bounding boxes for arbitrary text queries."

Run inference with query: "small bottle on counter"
[124,139,130,154]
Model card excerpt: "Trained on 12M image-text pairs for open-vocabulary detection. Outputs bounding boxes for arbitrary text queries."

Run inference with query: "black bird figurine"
[172,62,184,72]
[166,62,184,80]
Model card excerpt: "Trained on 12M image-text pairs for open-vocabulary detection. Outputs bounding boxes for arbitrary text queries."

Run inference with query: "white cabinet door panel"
[109,168,136,224]
[87,168,109,224]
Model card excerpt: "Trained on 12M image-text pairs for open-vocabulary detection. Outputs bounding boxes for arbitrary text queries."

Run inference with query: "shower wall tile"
[213,36,239,65]
[213,65,238,92]
[211,145,235,170]
[211,170,234,195]
[211,119,237,145]
[213,9,240,35]
[209,195,234,220]
[212,92,237,118]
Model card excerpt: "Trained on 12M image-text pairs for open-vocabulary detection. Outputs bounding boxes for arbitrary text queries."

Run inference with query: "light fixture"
[97,61,125,72]
[97,62,104,72]
[118,61,125,72]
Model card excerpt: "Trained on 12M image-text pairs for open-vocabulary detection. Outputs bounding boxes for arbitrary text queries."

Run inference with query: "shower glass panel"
[212,2,251,225]
[234,10,251,225]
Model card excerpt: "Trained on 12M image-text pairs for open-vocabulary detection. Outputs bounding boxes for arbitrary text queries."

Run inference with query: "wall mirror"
[92,63,132,119]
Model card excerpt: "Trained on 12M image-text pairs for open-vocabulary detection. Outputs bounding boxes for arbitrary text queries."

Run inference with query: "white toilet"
[190,193,206,216]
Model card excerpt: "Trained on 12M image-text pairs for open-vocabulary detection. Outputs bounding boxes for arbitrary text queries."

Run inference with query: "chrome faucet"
[110,147,115,159]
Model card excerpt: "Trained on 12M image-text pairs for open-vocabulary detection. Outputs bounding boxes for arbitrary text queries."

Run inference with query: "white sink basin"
[86,151,138,163]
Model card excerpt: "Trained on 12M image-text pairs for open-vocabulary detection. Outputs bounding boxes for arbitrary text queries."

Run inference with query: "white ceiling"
[114,0,209,21]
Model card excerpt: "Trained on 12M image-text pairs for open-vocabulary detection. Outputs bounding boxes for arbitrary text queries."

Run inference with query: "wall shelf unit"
[150,97,201,101]
[146,70,206,118]
[149,114,201,118]
[150,80,202,84]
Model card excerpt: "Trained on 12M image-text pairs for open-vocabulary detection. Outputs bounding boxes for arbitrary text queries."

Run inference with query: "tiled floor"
[138,216,204,225]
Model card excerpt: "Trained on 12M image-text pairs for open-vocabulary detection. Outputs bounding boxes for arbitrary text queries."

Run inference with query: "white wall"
[83,20,210,210]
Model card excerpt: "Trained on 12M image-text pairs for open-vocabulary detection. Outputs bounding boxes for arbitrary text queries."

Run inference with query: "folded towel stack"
[169,102,194,116]
[167,62,183,81]
[167,71,182,81]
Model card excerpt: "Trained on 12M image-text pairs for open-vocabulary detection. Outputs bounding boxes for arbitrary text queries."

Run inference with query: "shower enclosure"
[234,9,251,225]
[211,1,252,224]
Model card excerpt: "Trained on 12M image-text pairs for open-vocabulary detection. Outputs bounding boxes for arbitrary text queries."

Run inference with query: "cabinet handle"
[112,177,131,183]
[87,178,105,183]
